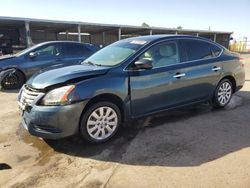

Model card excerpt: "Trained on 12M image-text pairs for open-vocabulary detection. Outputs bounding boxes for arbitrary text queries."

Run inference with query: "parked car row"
[16,35,245,143]
[0,41,99,89]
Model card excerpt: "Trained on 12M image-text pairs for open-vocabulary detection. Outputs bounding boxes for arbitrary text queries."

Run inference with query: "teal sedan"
[18,35,245,143]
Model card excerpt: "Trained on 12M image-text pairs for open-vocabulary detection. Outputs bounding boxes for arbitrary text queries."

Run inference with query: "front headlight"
[41,85,76,106]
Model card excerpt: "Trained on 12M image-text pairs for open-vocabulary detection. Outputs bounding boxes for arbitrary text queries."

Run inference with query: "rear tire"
[211,79,233,108]
[1,70,25,90]
[80,101,121,143]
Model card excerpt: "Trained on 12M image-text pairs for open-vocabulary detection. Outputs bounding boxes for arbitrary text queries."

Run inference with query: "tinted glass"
[64,43,93,56]
[210,44,222,56]
[138,41,180,67]
[34,44,62,58]
[183,40,213,61]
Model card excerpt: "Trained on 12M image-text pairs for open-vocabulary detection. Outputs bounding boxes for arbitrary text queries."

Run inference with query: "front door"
[23,43,63,77]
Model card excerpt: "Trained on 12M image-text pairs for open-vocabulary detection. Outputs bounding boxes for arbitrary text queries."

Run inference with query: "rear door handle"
[212,66,221,71]
[173,73,186,79]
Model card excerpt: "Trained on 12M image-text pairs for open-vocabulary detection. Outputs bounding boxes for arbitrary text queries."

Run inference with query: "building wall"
[0,21,232,49]
[29,30,118,46]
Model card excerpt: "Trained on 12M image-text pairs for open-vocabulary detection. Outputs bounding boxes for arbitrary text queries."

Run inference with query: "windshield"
[82,39,148,67]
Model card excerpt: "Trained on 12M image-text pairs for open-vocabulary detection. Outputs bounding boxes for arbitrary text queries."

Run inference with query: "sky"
[0,0,249,40]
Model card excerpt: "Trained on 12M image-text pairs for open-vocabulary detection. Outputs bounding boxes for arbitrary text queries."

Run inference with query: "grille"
[19,85,43,106]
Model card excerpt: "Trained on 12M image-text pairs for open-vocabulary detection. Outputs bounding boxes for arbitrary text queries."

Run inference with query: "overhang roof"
[0,16,233,35]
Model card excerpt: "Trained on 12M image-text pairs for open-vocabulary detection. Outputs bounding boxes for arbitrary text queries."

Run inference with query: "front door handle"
[173,73,186,79]
[212,66,221,71]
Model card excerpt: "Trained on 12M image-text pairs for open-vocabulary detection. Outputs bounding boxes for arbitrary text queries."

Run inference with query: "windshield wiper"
[83,61,102,67]
[83,61,95,66]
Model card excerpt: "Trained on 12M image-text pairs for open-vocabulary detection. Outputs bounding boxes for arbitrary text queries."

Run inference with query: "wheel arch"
[219,75,236,93]
[81,93,126,124]
[3,67,27,81]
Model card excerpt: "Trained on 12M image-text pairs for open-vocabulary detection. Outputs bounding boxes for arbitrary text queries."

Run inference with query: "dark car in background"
[0,41,99,89]
[0,35,13,55]
[18,35,245,143]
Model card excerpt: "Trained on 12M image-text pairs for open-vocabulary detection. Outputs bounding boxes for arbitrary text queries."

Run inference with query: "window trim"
[124,37,224,72]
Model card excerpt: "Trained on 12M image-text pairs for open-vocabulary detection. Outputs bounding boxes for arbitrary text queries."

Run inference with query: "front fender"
[74,75,129,102]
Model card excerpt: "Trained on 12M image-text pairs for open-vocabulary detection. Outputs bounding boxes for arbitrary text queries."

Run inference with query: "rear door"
[180,39,223,99]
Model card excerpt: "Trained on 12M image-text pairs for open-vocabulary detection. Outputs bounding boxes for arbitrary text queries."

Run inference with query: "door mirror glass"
[134,59,153,70]
[28,52,38,59]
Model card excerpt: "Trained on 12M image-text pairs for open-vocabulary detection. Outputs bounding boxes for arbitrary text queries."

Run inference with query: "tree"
[177,26,183,30]
[142,22,150,27]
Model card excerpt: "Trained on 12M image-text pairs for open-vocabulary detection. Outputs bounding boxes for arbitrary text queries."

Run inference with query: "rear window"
[183,40,213,61]
[210,44,222,56]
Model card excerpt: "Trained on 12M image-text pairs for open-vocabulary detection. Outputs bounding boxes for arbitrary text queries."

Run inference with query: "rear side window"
[183,40,213,61]
[64,43,93,57]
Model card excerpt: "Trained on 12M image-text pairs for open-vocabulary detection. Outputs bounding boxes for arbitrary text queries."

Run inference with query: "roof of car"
[36,41,94,46]
[126,34,212,42]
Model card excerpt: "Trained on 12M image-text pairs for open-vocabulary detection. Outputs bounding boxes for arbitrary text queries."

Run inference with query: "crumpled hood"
[27,64,110,89]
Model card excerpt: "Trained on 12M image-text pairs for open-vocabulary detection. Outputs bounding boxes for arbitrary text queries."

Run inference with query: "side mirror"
[134,59,153,70]
[28,52,38,59]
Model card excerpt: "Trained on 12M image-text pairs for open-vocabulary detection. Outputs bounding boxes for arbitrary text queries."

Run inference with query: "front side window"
[138,41,180,68]
[183,40,213,61]
[83,39,148,66]
[34,44,62,58]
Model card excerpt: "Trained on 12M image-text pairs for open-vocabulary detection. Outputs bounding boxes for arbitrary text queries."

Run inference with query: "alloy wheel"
[217,81,232,105]
[86,106,118,140]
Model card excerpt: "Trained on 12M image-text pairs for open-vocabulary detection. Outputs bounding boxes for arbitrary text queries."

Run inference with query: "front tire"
[211,79,233,108]
[80,101,121,143]
[1,70,25,90]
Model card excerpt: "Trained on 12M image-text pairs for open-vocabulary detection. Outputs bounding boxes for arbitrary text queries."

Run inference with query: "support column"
[214,34,217,42]
[89,35,92,44]
[118,28,121,40]
[66,30,69,40]
[149,29,153,35]
[78,24,81,42]
[102,32,106,46]
[25,21,32,47]
[196,33,199,37]
[175,31,178,35]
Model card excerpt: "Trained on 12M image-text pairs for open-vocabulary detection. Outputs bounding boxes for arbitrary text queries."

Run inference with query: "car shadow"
[45,90,250,167]
[0,89,19,93]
